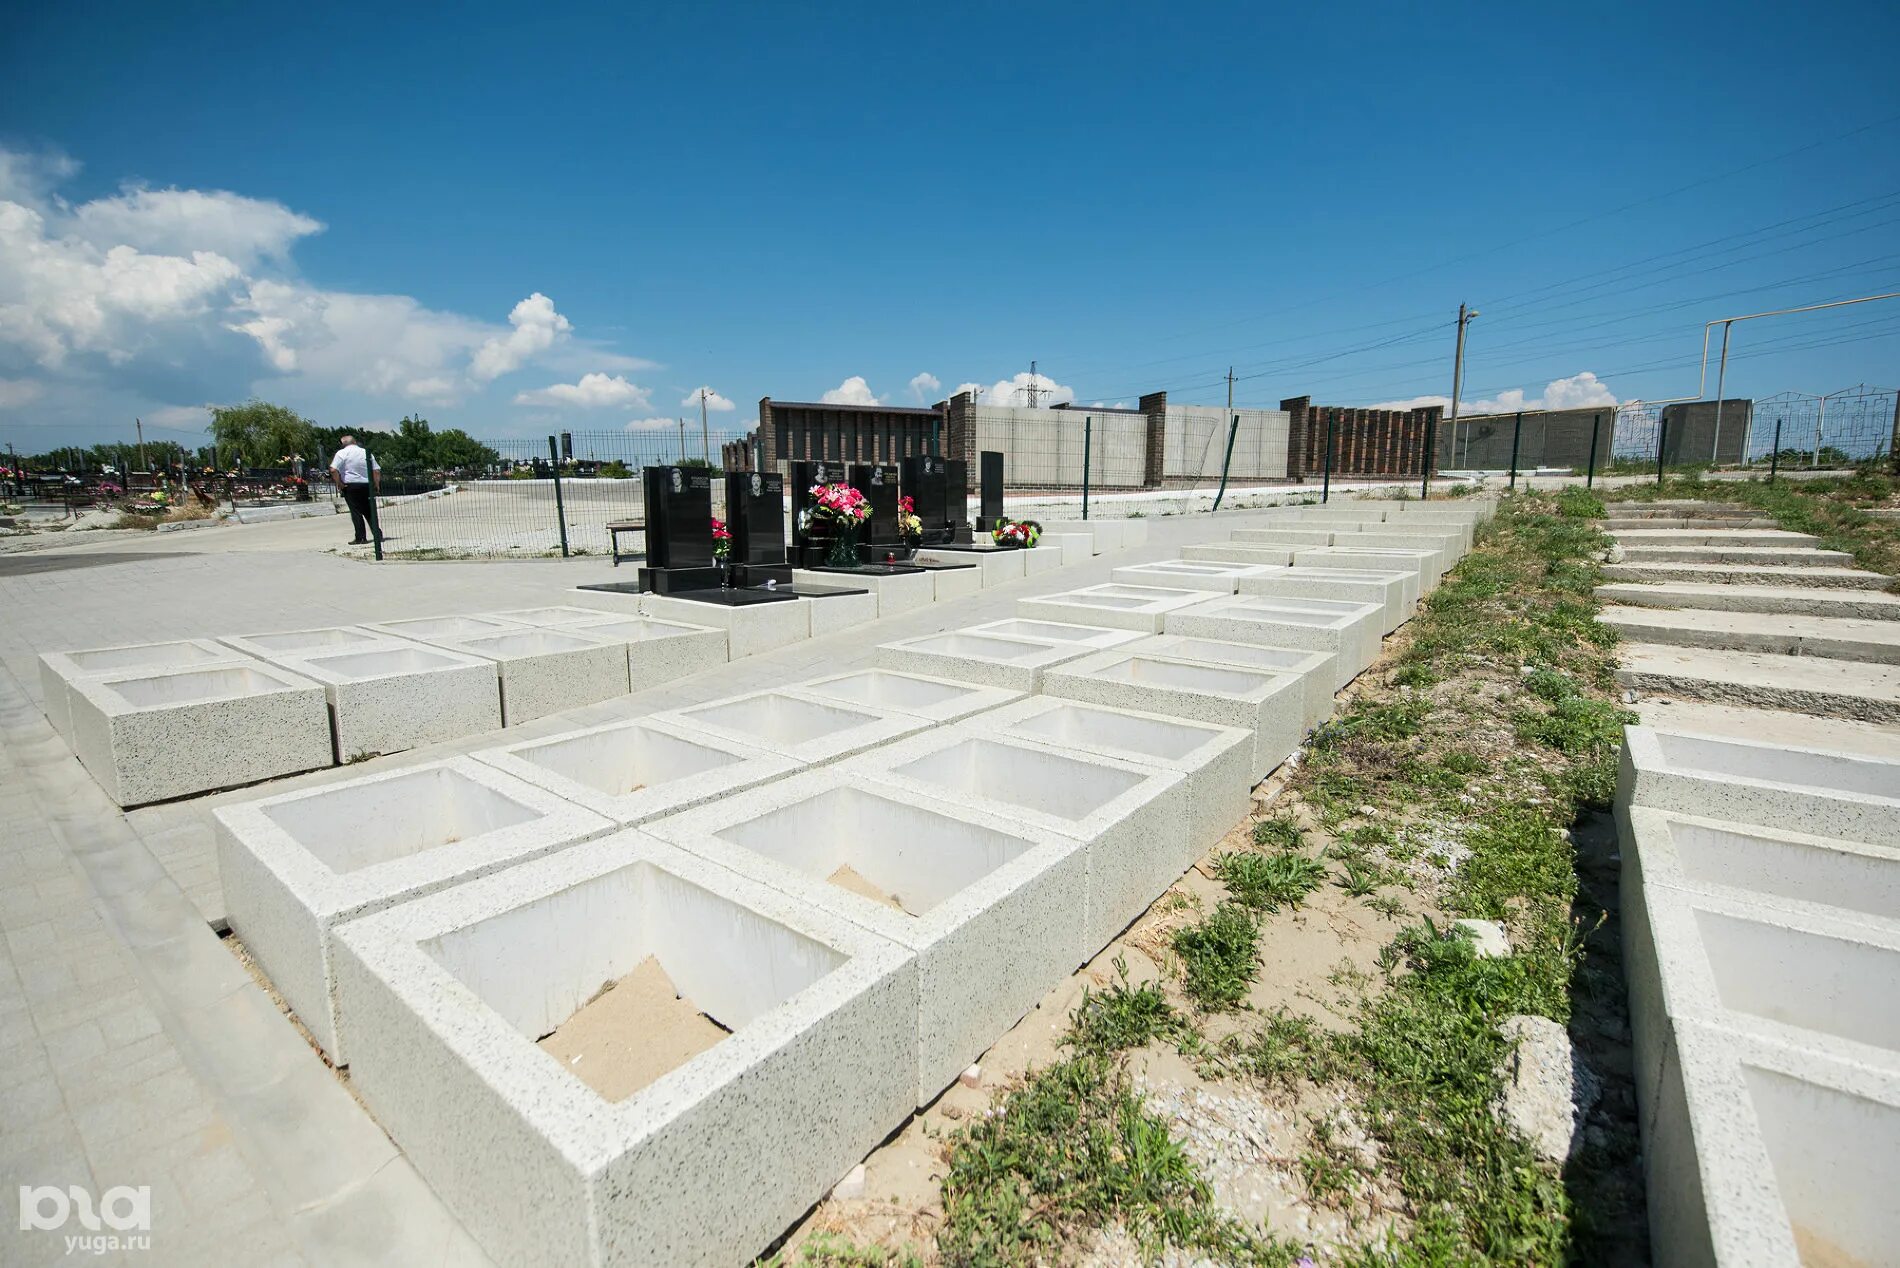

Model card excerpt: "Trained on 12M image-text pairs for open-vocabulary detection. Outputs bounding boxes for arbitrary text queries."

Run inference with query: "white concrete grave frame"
[470,715,800,825]
[844,729,1187,956]
[1618,727,1900,847]
[363,613,530,643]
[792,567,935,619]
[780,668,1022,724]
[423,626,631,725]
[1039,649,1307,782]
[253,637,501,761]
[1642,1018,1900,1268]
[40,637,253,743]
[1235,566,1412,634]
[875,629,1094,692]
[331,832,916,1268]
[638,592,812,658]
[1016,583,1211,634]
[649,687,931,765]
[560,614,729,683]
[1163,594,1383,690]
[215,756,612,1063]
[971,696,1254,866]
[1109,560,1277,593]
[1620,806,1900,932]
[1127,634,1335,730]
[68,660,332,806]
[962,618,1146,651]
[646,766,1088,1103]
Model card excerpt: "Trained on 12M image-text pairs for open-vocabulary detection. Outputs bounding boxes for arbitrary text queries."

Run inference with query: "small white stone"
[832,1164,867,1201]
[1455,918,1511,958]
[959,1064,983,1089]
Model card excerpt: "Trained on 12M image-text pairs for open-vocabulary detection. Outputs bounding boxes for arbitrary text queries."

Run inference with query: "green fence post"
[1322,413,1335,503]
[1508,411,1523,490]
[1211,413,1241,512]
[1768,418,1783,483]
[548,435,570,558]
[1081,415,1092,521]
[1586,412,1600,489]
[1656,414,1669,486]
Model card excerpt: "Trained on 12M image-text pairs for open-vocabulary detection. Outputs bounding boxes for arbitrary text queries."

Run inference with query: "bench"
[607,519,647,567]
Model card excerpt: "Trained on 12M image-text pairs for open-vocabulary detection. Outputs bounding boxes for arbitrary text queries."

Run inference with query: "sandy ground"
[538,957,730,1103]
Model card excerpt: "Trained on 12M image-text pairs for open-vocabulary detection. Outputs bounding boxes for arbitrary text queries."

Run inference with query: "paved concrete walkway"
[1,502,1310,1263]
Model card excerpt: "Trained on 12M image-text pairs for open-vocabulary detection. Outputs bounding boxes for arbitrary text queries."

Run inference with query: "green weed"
[1171,901,1261,1009]
[1215,851,1327,912]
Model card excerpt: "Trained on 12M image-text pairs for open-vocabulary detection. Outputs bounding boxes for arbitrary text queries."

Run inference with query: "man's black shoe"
[349,537,369,544]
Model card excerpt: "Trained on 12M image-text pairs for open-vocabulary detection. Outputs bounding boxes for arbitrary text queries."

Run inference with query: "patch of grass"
[1171,901,1261,1010]
[1336,859,1382,897]
[780,1234,924,1266]
[1241,1009,1344,1089]
[1068,957,1186,1055]
[1554,487,1606,519]
[1251,815,1305,851]
[1215,850,1327,912]
[936,1055,1301,1265]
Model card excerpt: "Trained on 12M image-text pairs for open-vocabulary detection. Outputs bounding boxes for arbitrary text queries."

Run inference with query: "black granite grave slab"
[851,463,899,543]
[980,450,1004,531]
[901,454,947,536]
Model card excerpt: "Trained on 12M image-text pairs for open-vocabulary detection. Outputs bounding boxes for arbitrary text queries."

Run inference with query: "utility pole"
[1226,366,1235,418]
[1447,303,1477,470]
[678,418,687,462]
[698,388,711,463]
[1023,360,1043,408]
[135,417,147,473]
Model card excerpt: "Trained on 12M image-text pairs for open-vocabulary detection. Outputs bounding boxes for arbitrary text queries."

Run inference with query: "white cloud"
[1371,372,1618,416]
[682,386,736,412]
[957,371,1076,408]
[821,375,881,405]
[143,403,209,429]
[70,186,323,268]
[514,372,652,410]
[469,292,572,382]
[908,371,940,403]
[0,200,245,368]
[625,416,680,432]
[227,279,496,399]
[0,377,44,407]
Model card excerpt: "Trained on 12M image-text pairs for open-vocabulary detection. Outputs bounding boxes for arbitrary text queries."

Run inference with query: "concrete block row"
[1616,725,1900,1266]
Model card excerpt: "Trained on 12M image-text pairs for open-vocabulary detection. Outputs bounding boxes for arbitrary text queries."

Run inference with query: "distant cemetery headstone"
[852,464,899,543]
[790,460,850,556]
[980,451,1005,531]
[945,459,972,542]
[902,455,947,540]
[725,470,786,566]
[642,465,714,570]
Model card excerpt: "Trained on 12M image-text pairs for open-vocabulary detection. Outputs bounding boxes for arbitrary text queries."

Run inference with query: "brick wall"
[1280,396,1442,478]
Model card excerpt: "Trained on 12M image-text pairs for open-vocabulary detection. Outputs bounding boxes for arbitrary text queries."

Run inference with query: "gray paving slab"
[1601,605,1900,664]
[1600,561,1894,590]
[1595,581,1900,621]
[1618,645,1900,723]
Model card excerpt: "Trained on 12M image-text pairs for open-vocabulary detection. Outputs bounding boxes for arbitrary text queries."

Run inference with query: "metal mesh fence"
[358,427,749,558]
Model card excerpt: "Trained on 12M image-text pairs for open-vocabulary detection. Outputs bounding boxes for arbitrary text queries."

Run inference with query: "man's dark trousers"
[341,482,373,542]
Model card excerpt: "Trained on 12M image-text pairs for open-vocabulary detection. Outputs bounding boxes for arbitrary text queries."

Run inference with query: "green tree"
[210,400,317,467]
[431,427,500,471]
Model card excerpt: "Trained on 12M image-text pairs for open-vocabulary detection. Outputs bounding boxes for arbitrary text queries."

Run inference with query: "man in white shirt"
[328,435,381,544]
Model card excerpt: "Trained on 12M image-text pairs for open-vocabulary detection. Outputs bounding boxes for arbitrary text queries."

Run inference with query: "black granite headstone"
[790,460,850,556]
[852,464,899,543]
[725,470,786,566]
[641,465,713,569]
[945,459,971,543]
[901,454,947,540]
[980,451,1005,531]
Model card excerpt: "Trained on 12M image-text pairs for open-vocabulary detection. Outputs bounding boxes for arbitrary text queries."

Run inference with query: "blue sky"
[3,0,1899,453]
